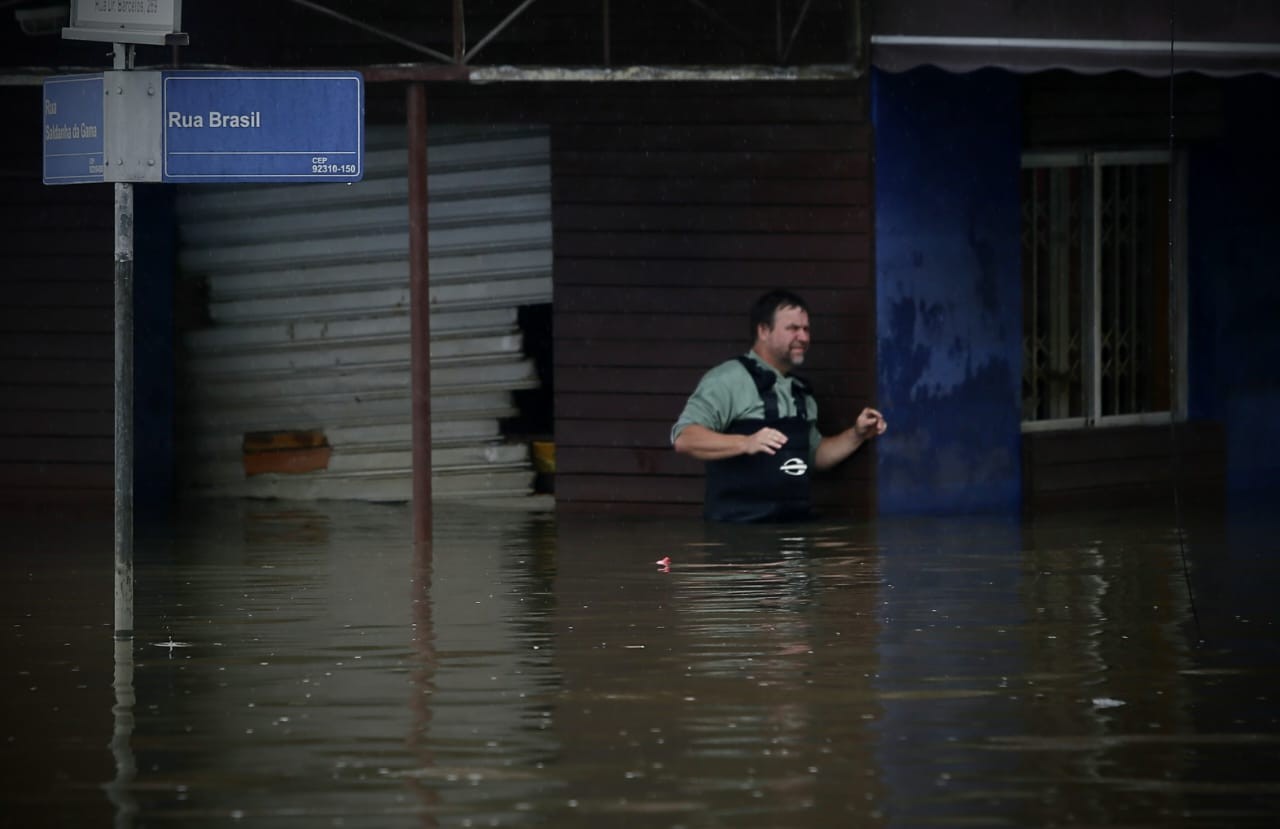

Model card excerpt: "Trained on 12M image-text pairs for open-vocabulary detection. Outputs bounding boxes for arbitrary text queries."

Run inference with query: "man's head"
[749,290,810,373]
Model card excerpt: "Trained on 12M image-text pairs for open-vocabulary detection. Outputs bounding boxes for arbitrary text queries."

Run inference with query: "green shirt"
[671,351,822,460]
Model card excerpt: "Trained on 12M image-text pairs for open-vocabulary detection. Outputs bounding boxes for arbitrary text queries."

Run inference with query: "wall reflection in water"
[2,500,1277,827]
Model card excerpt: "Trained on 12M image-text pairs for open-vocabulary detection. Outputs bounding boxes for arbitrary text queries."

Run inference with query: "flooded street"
[4,499,1279,827]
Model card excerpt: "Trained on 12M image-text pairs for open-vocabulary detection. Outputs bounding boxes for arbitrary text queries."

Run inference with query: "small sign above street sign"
[42,74,106,185]
[161,71,364,183]
[63,0,184,46]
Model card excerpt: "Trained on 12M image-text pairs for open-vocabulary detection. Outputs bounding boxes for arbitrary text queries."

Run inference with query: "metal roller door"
[175,124,552,501]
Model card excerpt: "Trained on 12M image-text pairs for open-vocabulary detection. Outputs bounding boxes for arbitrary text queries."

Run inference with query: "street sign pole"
[112,42,135,641]
[47,4,362,639]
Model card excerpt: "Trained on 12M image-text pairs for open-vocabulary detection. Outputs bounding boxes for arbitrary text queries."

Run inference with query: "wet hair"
[749,290,808,341]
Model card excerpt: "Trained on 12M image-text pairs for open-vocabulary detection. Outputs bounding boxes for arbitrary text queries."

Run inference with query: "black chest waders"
[703,357,813,523]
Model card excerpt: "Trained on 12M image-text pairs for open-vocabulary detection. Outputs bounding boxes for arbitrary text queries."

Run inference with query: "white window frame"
[1020,149,1187,433]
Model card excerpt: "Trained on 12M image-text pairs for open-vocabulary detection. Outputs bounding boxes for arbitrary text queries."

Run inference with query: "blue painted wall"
[1188,75,1280,498]
[872,68,1023,515]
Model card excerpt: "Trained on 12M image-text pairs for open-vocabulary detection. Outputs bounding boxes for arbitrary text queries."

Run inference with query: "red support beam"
[407,83,432,545]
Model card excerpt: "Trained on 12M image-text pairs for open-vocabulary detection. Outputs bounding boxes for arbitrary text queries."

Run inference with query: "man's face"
[757,305,810,371]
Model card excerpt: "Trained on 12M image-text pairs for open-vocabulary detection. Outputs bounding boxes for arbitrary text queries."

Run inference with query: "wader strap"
[735,356,809,420]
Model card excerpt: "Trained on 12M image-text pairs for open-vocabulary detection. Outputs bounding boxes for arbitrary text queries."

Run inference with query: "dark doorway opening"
[504,303,554,492]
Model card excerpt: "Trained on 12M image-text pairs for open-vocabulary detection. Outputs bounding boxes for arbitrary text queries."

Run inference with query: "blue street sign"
[43,74,105,185]
[161,71,364,183]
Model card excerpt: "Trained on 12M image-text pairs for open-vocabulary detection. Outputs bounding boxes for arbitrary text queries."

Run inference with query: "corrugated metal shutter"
[175,125,552,501]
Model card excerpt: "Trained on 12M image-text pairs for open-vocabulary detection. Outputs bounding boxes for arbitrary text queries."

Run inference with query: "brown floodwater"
[3,498,1278,827]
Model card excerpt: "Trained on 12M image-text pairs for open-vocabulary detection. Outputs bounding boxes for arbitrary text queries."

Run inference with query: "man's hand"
[744,427,788,456]
[814,407,887,471]
[674,423,786,461]
[855,407,887,440]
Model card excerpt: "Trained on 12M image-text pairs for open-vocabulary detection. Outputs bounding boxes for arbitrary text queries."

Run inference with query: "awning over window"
[870,0,1280,77]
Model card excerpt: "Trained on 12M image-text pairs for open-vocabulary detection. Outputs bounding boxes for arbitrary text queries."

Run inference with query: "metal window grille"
[1021,151,1178,428]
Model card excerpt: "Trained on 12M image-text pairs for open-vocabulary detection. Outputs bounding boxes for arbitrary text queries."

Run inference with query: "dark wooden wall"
[1022,70,1224,148]
[1023,422,1225,510]
[0,86,114,507]
[545,81,876,515]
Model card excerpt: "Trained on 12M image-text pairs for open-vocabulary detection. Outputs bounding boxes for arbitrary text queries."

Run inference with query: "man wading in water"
[671,290,887,523]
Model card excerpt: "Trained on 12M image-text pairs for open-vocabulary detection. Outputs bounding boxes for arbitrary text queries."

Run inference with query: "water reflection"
[106,638,138,828]
[548,516,885,825]
[1,501,1277,826]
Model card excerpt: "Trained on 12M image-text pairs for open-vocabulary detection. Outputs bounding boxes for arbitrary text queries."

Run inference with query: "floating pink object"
[655,556,672,572]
